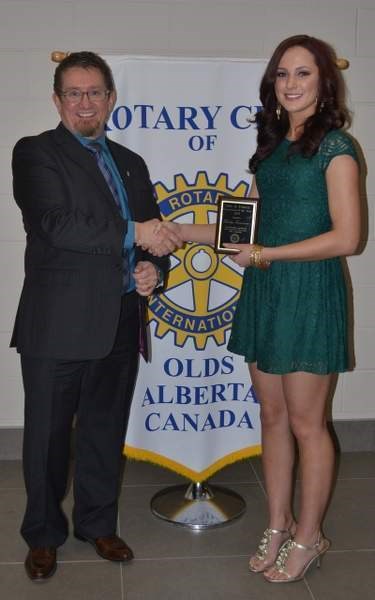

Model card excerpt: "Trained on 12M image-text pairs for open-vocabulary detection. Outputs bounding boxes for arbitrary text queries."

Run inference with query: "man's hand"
[133,261,160,296]
[135,219,183,256]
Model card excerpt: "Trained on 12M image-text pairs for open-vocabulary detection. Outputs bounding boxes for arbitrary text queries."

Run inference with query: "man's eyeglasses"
[59,89,111,104]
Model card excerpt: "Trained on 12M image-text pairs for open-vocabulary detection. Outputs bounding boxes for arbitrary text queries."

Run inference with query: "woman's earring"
[319,100,325,112]
[276,104,281,120]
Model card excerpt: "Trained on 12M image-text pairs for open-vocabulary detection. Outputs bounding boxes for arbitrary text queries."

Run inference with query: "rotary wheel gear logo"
[148,172,249,350]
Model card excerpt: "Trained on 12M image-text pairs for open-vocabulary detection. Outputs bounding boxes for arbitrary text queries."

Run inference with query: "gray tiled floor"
[0,453,374,599]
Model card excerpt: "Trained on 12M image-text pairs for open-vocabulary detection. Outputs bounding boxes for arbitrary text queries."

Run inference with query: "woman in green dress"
[160,34,361,583]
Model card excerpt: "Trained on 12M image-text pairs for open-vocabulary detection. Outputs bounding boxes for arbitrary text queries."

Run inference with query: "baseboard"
[0,427,23,460]
[0,420,374,460]
[328,419,375,452]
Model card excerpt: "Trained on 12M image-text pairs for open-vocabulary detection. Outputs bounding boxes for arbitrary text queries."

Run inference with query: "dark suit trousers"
[20,291,140,548]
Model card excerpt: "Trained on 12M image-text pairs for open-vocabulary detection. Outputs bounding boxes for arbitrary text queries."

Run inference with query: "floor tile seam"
[121,481,262,489]
[328,548,375,554]
[205,480,260,485]
[5,475,374,489]
[249,470,267,498]
[249,461,260,479]
[2,550,373,567]
[39,549,374,565]
[0,555,258,566]
[336,475,375,481]
[249,461,267,492]
[120,560,126,600]
[304,579,318,600]
[59,559,122,564]
[118,554,250,562]
[286,475,375,483]
[0,559,117,566]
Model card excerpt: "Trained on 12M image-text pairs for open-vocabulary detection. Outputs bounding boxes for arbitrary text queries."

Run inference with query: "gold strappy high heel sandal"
[248,527,292,573]
[263,532,330,583]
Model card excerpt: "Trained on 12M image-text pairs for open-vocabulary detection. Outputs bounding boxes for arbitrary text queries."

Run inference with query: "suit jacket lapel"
[53,123,120,215]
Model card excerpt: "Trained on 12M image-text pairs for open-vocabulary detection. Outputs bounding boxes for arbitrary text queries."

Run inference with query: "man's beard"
[75,117,102,138]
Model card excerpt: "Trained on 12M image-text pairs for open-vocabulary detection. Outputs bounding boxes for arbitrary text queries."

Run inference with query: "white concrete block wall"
[0,0,374,425]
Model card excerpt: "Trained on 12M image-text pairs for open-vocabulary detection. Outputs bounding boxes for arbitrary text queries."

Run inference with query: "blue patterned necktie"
[87,142,130,291]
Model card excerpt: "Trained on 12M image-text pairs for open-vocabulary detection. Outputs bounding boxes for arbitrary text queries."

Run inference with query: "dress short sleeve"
[319,130,358,172]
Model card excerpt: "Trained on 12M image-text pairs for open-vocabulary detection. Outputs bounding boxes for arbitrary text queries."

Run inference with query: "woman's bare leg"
[248,363,296,570]
[265,371,334,581]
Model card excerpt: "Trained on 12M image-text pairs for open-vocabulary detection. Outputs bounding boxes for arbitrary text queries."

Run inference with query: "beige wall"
[0,0,374,426]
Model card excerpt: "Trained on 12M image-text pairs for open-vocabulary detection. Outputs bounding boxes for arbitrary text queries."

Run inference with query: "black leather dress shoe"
[75,533,134,562]
[25,547,57,581]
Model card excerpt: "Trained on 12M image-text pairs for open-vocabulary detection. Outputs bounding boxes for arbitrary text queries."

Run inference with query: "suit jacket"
[11,122,168,361]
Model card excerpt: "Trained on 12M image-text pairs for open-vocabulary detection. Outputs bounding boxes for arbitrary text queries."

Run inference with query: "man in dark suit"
[11,51,181,582]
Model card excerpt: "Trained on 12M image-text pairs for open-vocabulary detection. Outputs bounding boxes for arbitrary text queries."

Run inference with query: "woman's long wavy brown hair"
[249,35,351,173]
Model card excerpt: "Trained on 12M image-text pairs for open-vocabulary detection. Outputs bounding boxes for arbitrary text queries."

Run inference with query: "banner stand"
[150,481,245,529]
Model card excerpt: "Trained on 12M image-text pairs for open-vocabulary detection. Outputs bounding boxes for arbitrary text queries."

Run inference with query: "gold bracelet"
[249,244,263,267]
[249,244,271,270]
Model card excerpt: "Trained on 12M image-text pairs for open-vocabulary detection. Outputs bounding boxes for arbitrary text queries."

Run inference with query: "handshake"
[135,219,183,257]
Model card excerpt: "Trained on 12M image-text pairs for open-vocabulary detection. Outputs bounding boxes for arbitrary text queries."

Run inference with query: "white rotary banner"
[106,56,267,481]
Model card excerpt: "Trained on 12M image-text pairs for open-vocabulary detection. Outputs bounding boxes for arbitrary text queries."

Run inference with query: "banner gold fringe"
[123,444,262,482]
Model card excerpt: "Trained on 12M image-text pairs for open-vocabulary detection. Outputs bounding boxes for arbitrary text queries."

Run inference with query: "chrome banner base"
[150,481,246,529]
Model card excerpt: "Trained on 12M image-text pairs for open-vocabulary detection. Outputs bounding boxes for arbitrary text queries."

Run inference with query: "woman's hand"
[224,243,252,267]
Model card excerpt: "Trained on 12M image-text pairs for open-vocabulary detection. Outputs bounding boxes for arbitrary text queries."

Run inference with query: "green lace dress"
[227,130,358,374]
